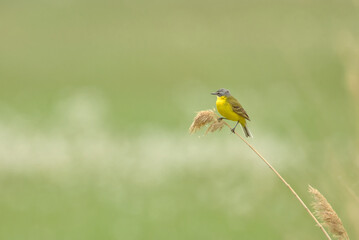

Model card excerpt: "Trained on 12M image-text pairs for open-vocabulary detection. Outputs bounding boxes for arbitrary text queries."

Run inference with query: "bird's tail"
[242,125,253,138]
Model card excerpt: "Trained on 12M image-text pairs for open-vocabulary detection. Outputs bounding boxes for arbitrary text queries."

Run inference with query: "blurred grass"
[0,0,359,239]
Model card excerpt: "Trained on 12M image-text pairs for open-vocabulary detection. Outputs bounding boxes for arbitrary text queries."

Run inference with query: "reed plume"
[189,109,224,134]
[309,186,350,240]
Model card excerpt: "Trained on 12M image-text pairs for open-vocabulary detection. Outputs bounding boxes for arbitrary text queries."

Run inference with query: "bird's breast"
[216,97,241,121]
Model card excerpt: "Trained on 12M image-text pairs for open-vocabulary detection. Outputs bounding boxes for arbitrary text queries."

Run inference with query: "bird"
[211,88,252,137]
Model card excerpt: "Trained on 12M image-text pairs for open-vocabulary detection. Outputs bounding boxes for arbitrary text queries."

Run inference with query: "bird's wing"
[227,96,250,121]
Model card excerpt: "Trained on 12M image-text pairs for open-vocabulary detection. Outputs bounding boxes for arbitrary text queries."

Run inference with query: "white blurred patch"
[54,89,107,132]
[0,91,303,173]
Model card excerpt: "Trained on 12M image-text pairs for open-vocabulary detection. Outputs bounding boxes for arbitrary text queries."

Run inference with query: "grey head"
[211,88,231,97]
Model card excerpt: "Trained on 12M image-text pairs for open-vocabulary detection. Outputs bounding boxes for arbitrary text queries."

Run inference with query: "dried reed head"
[189,110,224,134]
[308,185,350,240]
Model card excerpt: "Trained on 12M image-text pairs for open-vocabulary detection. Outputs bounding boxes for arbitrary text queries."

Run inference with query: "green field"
[1,0,358,239]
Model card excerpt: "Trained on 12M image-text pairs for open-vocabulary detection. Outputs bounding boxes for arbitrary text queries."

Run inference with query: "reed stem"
[222,122,332,240]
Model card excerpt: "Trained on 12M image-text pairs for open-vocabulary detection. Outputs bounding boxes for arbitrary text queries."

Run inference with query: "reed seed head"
[206,119,225,134]
[189,110,224,134]
[308,185,349,240]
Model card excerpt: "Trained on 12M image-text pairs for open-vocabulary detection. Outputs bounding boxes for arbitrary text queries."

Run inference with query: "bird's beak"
[211,92,217,95]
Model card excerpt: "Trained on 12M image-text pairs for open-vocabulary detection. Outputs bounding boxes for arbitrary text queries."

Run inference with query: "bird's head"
[211,88,231,97]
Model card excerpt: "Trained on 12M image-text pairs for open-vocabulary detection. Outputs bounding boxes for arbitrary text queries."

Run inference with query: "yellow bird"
[211,88,252,137]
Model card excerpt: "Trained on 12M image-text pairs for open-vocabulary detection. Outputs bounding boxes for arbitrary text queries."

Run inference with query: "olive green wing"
[227,96,250,121]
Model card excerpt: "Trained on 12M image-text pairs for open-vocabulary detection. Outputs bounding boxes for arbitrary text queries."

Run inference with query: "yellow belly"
[216,97,246,125]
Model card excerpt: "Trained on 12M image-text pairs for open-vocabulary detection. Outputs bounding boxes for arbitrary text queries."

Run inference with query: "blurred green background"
[1,0,359,239]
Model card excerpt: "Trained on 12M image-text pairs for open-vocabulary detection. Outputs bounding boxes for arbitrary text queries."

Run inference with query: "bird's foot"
[231,128,236,133]
[218,117,226,121]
